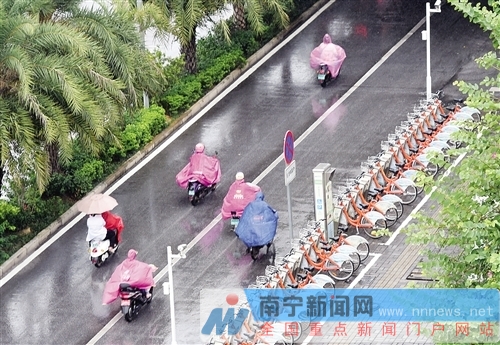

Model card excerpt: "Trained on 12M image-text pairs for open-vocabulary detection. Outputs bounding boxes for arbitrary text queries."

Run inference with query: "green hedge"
[161,49,246,116]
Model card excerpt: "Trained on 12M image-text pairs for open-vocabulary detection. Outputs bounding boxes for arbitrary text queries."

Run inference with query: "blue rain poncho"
[235,192,278,247]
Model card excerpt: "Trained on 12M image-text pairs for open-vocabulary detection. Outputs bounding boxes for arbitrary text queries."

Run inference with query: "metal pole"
[137,0,150,108]
[426,2,432,101]
[286,184,293,247]
[167,246,178,345]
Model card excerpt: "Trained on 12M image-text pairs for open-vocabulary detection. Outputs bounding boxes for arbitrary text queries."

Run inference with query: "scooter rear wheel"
[124,300,136,322]
[94,257,103,268]
[147,287,154,304]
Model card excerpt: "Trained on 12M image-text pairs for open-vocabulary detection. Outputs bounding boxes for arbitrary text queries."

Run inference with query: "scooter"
[188,180,217,206]
[317,63,332,87]
[119,283,153,322]
[88,230,118,267]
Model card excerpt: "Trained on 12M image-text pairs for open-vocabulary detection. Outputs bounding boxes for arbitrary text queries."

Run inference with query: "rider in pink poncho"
[309,33,346,78]
[176,143,222,189]
[102,249,156,305]
[221,172,261,220]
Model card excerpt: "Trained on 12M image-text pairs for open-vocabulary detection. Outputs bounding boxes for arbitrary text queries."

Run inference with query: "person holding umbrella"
[86,213,118,253]
[78,193,120,253]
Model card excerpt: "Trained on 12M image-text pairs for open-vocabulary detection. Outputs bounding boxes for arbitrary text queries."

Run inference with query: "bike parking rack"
[210,96,480,345]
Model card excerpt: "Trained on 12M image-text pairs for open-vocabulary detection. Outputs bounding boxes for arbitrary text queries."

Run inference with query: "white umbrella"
[77,193,118,214]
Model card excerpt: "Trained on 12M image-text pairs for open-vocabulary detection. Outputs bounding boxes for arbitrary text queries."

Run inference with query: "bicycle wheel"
[279,330,295,345]
[392,200,404,218]
[392,184,417,205]
[361,216,387,239]
[297,311,311,333]
[349,252,361,271]
[426,162,439,177]
[356,242,370,262]
[326,259,354,281]
[384,206,399,228]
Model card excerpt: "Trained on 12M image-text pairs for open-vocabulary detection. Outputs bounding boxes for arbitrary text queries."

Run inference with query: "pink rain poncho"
[221,180,261,220]
[309,34,346,78]
[176,152,222,189]
[102,250,155,305]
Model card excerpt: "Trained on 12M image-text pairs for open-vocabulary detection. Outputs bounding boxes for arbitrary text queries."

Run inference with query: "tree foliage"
[0,0,164,193]
[405,0,500,291]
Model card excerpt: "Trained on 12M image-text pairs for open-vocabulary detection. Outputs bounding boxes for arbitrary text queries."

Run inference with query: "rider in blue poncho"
[235,192,278,260]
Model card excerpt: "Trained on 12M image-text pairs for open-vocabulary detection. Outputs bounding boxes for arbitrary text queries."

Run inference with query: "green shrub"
[73,159,105,197]
[0,201,20,235]
[161,50,246,115]
[106,105,168,158]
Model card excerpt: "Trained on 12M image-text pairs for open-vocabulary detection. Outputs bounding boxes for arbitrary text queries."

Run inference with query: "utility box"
[312,163,336,239]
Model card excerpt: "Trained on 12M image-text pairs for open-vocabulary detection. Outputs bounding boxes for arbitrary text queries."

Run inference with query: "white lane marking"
[381,151,467,246]
[300,253,382,345]
[0,0,339,289]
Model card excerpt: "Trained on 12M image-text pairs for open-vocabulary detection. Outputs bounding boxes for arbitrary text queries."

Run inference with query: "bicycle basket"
[299,229,312,239]
[346,178,358,188]
[291,239,303,251]
[360,161,371,173]
[388,133,398,142]
[381,140,391,151]
[248,284,263,289]
[265,265,278,276]
[395,126,405,136]
[255,276,269,285]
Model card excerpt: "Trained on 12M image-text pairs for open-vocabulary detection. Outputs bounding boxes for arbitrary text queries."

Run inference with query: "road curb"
[0,0,330,280]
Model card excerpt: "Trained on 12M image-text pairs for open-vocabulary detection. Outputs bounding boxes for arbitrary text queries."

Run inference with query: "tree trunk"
[47,142,61,173]
[181,33,198,74]
[233,4,246,30]
[0,165,4,195]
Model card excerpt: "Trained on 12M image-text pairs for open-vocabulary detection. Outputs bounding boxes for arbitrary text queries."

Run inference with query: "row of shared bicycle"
[333,93,480,239]
[209,219,367,345]
[209,93,481,345]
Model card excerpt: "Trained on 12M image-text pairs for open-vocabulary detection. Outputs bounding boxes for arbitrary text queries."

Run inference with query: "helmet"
[195,143,205,153]
[235,172,244,181]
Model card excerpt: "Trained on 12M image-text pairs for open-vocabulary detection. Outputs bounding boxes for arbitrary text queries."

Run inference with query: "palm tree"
[0,0,164,191]
[138,0,229,74]
[230,0,292,32]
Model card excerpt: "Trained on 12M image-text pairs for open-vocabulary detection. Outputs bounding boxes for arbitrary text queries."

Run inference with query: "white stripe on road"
[381,151,467,246]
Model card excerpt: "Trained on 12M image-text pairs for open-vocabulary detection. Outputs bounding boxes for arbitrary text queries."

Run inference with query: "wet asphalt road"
[0,0,493,345]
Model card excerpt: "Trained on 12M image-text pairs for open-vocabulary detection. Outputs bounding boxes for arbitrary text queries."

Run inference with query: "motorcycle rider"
[221,172,261,220]
[101,211,124,243]
[86,213,118,253]
[102,249,158,305]
[176,143,221,189]
[309,33,346,80]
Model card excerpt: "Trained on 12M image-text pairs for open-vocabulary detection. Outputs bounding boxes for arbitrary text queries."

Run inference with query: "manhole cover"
[406,260,438,281]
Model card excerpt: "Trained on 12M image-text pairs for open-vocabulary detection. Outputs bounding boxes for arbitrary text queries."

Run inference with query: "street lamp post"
[163,244,187,345]
[422,1,442,101]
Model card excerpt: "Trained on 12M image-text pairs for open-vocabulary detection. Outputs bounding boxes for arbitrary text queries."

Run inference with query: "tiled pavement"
[293,204,441,344]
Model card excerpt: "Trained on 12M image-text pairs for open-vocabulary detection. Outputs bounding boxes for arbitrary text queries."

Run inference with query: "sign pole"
[283,131,296,248]
[286,183,293,247]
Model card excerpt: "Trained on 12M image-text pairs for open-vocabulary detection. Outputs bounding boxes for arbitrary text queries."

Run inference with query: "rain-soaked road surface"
[0,0,493,344]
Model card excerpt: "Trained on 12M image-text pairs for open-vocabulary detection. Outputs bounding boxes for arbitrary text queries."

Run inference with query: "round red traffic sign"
[283,130,294,165]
